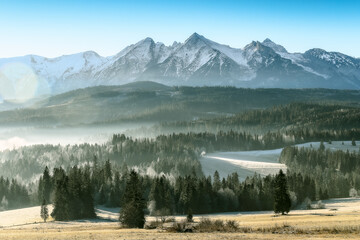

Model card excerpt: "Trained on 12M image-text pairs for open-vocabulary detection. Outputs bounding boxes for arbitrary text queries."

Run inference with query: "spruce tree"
[68,166,82,220]
[104,159,113,182]
[81,165,96,218]
[40,198,49,222]
[213,171,221,192]
[42,166,52,203]
[51,167,70,221]
[273,170,291,215]
[119,170,146,228]
[37,177,43,204]
[112,171,122,207]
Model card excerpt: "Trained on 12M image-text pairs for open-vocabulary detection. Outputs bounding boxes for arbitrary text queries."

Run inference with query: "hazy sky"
[0,0,359,58]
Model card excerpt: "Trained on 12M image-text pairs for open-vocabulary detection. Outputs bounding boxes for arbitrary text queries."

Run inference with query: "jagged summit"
[184,32,209,45]
[262,38,288,53]
[187,32,204,39]
[140,37,155,44]
[263,38,273,43]
[245,41,262,49]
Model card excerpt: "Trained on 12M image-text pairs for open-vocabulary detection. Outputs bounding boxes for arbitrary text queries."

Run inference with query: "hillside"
[0,84,360,127]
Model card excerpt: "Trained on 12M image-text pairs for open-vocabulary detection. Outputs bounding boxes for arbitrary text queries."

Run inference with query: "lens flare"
[0,62,39,102]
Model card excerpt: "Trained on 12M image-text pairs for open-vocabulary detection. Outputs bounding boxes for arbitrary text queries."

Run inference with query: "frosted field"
[0,205,118,228]
[200,141,359,180]
[0,205,53,227]
[200,149,286,180]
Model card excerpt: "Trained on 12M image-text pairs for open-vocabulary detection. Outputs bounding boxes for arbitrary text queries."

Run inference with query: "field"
[200,149,286,180]
[200,141,359,180]
[1,198,360,239]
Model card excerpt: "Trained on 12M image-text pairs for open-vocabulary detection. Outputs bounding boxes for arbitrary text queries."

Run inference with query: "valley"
[1,1,359,239]
[0,75,359,240]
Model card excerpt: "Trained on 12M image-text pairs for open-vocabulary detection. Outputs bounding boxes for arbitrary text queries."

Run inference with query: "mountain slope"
[1,33,360,100]
[1,83,360,127]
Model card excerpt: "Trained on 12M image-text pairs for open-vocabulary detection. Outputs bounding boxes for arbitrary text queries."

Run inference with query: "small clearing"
[200,141,359,180]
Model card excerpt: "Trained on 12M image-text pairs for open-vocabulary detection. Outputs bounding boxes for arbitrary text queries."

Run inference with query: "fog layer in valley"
[0,124,152,151]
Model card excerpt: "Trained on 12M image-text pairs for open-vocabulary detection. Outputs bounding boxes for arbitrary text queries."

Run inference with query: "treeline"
[110,134,202,177]
[0,177,30,211]
[41,160,319,220]
[140,103,360,136]
[50,166,96,220]
[2,127,360,183]
[2,86,360,127]
[0,133,204,182]
[280,144,360,198]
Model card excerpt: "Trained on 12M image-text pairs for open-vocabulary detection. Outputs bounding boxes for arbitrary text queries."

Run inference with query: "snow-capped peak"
[183,32,210,48]
[140,37,155,44]
[262,38,288,53]
[182,33,248,66]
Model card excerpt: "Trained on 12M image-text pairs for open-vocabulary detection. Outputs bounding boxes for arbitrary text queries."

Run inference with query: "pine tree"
[179,176,196,214]
[119,170,146,228]
[40,198,49,222]
[273,170,291,215]
[37,177,43,203]
[213,171,221,192]
[112,171,122,207]
[104,159,112,182]
[42,166,52,203]
[51,167,70,221]
[81,165,96,218]
[68,166,82,220]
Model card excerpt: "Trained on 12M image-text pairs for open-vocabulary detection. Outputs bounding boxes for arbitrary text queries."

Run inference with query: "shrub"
[165,217,175,223]
[226,220,239,231]
[197,218,239,232]
[197,218,212,231]
[167,221,187,232]
[213,220,225,231]
[349,188,358,198]
[144,221,162,229]
[304,197,312,209]
[186,210,193,223]
[316,200,325,209]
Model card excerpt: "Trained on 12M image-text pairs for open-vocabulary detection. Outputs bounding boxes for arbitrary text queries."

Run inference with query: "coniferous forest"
[0,102,359,221]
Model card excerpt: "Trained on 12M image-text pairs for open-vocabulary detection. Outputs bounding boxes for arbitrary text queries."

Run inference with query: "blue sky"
[0,0,359,58]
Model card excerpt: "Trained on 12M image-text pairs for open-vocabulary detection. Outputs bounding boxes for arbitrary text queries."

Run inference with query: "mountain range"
[1,33,360,99]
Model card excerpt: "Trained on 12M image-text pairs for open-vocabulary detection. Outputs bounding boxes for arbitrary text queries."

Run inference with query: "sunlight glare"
[0,62,39,102]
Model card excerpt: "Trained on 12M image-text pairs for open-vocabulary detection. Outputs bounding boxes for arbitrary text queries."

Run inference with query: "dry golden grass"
[215,211,360,230]
[2,211,360,239]
[1,227,360,240]
[2,198,360,239]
